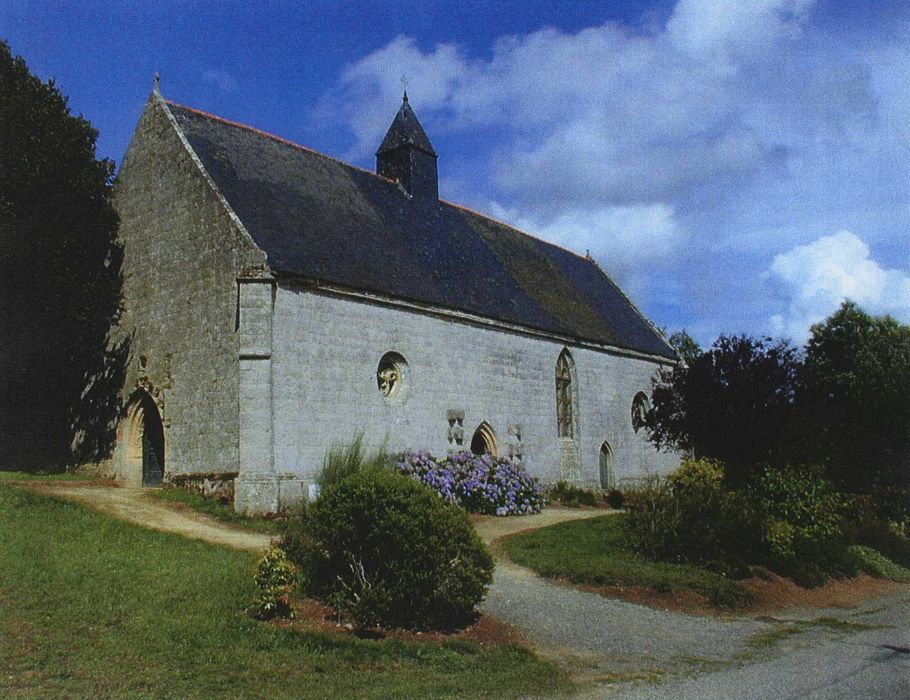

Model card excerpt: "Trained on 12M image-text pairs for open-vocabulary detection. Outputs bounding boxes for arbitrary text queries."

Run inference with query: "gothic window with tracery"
[555,349,575,438]
[631,391,650,433]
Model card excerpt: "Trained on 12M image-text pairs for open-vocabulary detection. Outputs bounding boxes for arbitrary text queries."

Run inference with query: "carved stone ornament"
[377,365,400,396]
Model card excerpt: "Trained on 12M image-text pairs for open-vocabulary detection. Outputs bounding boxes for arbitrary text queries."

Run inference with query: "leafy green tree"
[801,301,910,491]
[645,334,800,484]
[0,41,125,470]
[668,330,702,366]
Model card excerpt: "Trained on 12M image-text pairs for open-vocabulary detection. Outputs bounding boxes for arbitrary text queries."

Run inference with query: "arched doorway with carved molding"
[470,421,499,457]
[114,388,165,487]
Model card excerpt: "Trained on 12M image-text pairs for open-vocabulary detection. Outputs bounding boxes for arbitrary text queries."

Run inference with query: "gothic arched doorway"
[470,422,498,457]
[116,389,165,487]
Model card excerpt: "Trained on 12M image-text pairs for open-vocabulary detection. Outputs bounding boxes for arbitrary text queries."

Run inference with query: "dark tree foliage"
[645,334,800,485]
[0,41,126,470]
[668,330,702,366]
[801,301,910,492]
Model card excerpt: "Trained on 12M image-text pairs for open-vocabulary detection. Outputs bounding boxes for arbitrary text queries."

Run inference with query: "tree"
[668,330,702,366]
[0,41,126,470]
[645,334,800,484]
[801,301,910,491]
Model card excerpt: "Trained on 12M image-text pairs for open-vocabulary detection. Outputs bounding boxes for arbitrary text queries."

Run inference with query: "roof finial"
[401,75,409,103]
[153,72,161,94]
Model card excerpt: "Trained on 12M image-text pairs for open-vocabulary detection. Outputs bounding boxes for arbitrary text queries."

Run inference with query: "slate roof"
[166,99,674,359]
[377,92,436,157]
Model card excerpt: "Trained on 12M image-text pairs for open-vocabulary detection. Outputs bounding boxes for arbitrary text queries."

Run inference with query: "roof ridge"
[163,99,396,184]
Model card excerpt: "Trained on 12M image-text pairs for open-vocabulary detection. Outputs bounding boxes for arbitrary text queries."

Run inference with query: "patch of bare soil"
[741,572,906,613]
[276,596,529,648]
[567,574,907,618]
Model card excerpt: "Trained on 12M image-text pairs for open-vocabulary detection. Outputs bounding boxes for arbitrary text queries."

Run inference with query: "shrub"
[749,467,846,562]
[737,466,860,586]
[605,488,625,510]
[623,460,886,587]
[624,459,762,566]
[547,480,599,508]
[846,519,910,569]
[668,458,725,492]
[250,546,298,620]
[394,450,544,516]
[317,434,389,489]
[870,484,910,535]
[281,468,494,631]
[846,545,910,583]
[621,475,680,560]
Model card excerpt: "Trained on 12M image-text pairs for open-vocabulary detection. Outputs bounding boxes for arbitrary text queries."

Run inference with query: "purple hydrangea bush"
[393,450,544,516]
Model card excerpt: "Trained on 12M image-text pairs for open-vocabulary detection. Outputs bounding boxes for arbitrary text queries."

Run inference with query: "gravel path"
[607,590,910,700]
[473,510,769,678]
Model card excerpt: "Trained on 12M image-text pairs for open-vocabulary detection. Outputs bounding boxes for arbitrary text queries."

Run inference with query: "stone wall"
[170,472,238,503]
[269,283,680,493]
[109,93,266,485]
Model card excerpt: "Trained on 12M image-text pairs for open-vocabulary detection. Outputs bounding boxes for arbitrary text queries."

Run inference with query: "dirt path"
[24,482,273,553]
[471,507,608,545]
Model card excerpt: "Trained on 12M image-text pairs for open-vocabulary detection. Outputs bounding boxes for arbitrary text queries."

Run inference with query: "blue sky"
[4,0,910,346]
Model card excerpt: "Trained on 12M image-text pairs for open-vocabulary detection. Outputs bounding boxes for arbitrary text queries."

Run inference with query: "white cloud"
[666,0,814,64]
[202,69,238,92]
[324,8,832,209]
[489,201,685,284]
[316,3,910,341]
[766,231,910,342]
[326,35,467,157]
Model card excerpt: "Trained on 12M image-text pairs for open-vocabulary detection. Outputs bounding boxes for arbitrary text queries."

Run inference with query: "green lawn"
[501,514,753,608]
[148,486,283,535]
[0,484,567,699]
[0,469,98,482]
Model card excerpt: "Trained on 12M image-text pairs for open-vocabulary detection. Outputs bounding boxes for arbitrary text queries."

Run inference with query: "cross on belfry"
[401,75,408,92]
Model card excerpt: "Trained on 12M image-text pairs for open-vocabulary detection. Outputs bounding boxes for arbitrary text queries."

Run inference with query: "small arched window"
[599,441,614,489]
[631,391,650,433]
[555,349,575,438]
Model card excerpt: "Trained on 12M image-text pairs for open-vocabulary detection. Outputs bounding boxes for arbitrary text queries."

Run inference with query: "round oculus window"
[377,352,408,398]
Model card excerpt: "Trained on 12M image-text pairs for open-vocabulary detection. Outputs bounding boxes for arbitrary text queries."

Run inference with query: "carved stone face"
[377,365,400,396]
[377,352,408,398]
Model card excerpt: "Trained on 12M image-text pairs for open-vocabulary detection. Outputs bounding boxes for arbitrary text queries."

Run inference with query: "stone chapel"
[109,85,679,513]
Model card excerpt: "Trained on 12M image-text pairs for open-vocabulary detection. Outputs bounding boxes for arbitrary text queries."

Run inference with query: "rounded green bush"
[281,468,494,631]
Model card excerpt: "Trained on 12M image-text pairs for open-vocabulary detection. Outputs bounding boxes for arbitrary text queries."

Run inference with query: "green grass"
[501,514,753,608]
[149,486,282,535]
[744,624,803,649]
[0,469,98,482]
[745,616,882,650]
[0,485,567,699]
